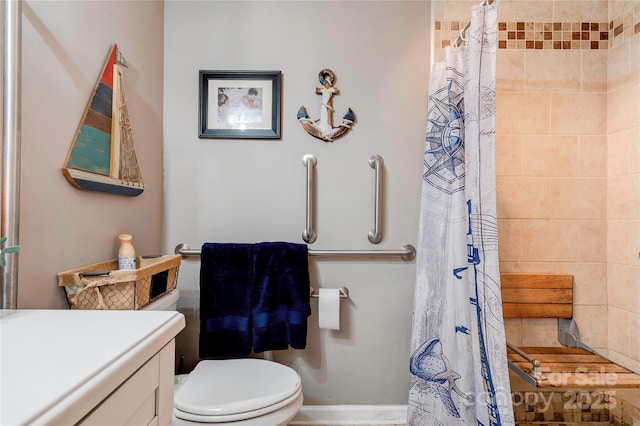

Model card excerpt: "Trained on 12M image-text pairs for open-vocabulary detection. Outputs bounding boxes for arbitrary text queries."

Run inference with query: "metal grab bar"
[507,342,545,380]
[302,154,317,243]
[174,243,416,261]
[310,287,349,299]
[368,155,383,244]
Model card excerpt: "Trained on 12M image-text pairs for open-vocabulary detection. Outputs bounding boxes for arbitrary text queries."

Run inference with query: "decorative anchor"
[297,69,355,142]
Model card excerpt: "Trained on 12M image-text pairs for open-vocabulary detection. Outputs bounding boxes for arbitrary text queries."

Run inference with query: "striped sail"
[62,44,144,196]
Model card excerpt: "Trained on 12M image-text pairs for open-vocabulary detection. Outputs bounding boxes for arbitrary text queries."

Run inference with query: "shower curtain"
[408,2,514,425]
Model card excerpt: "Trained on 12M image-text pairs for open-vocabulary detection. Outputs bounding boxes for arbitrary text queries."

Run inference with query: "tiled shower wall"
[606,0,640,376]
[433,0,640,374]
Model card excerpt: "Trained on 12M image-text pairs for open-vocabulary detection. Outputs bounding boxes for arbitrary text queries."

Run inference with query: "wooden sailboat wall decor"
[62,44,144,196]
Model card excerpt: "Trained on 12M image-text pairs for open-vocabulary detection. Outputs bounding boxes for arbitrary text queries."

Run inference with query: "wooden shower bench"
[500,273,640,388]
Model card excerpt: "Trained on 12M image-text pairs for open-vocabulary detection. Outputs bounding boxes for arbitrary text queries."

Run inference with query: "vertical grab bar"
[302,154,317,243]
[368,154,383,244]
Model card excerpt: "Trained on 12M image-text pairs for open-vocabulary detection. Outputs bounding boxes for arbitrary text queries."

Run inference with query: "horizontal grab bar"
[174,243,416,261]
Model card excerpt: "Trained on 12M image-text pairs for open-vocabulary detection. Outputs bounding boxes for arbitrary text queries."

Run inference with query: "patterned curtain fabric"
[408,2,515,425]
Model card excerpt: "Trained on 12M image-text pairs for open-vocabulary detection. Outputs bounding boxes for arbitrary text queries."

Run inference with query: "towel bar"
[174,243,416,261]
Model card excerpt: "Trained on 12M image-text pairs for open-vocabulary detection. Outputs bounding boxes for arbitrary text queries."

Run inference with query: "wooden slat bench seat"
[506,346,640,388]
[500,273,640,389]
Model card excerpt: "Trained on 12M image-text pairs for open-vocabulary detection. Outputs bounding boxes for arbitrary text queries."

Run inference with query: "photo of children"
[217,87,263,124]
[242,88,262,109]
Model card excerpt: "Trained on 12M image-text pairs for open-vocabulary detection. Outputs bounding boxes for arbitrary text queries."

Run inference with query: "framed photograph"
[199,70,282,139]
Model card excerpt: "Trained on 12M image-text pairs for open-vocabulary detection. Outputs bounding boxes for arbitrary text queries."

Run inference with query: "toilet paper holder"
[310,287,349,299]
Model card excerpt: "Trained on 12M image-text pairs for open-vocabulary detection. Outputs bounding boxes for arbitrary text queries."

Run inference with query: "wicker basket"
[58,255,181,310]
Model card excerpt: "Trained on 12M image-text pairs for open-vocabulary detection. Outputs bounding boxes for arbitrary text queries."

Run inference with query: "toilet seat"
[174,359,301,423]
[174,387,302,423]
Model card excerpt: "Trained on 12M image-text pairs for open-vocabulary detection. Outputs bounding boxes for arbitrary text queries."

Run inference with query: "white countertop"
[0,309,185,425]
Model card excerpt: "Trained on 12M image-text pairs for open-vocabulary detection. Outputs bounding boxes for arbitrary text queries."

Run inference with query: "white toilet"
[142,289,303,425]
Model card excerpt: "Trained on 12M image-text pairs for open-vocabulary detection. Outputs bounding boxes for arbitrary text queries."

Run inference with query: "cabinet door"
[79,341,176,426]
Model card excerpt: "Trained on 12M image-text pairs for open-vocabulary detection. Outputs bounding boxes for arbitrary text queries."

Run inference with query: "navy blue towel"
[199,242,311,358]
[252,242,311,352]
[199,243,254,358]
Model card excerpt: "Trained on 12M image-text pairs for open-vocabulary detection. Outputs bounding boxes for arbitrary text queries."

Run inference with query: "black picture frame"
[198,70,282,139]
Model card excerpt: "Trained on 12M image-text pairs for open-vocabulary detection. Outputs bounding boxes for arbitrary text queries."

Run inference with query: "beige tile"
[549,178,606,220]
[504,318,523,346]
[610,266,640,314]
[573,262,607,305]
[554,0,608,22]
[631,313,640,361]
[498,261,518,273]
[521,134,579,177]
[608,39,631,91]
[625,268,640,315]
[609,0,634,20]
[578,220,606,262]
[521,318,562,346]
[582,50,608,93]
[498,0,553,22]
[607,130,630,177]
[580,135,607,177]
[442,1,477,22]
[629,128,640,174]
[496,50,525,92]
[574,305,608,349]
[432,1,444,22]
[525,50,581,92]
[498,219,522,261]
[608,264,640,313]
[608,307,630,356]
[496,92,550,134]
[499,261,579,275]
[550,93,606,135]
[630,220,640,268]
[496,134,521,176]
[631,32,640,83]
[521,220,580,261]
[608,220,633,265]
[496,177,548,219]
[608,174,640,221]
[608,82,640,134]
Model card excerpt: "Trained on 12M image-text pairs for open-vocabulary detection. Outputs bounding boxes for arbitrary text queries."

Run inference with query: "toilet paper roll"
[318,288,341,330]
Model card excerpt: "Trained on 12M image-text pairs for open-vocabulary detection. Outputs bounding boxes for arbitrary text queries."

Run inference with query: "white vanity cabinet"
[0,309,185,425]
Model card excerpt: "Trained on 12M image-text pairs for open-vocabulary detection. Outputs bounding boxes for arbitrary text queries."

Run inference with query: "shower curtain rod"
[453,0,496,48]
[174,243,416,261]
[2,0,22,309]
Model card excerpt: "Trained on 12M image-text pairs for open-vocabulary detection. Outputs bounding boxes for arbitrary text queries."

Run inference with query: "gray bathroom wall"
[163,1,431,404]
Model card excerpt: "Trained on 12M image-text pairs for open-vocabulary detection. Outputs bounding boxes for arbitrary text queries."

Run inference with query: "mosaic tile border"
[435,20,610,50]
[434,4,640,50]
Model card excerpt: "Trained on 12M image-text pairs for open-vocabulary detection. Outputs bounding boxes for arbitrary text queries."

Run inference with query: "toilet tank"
[141,289,180,311]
